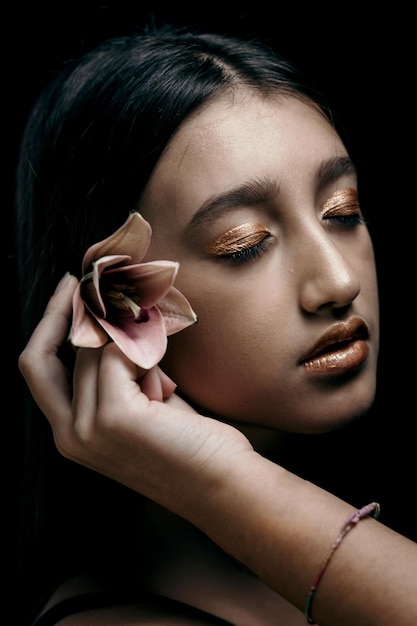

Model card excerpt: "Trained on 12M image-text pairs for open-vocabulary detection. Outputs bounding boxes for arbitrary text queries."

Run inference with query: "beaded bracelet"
[305,501,380,624]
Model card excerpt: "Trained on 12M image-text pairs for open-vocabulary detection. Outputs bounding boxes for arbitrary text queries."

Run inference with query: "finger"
[96,342,149,417]
[18,273,78,426]
[165,392,199,412]
[138,366,177,401]
[158,367,178,399]
[72,346,103,428]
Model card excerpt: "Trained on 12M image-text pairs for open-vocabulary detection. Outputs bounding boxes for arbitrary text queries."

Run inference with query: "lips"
[300,317,370,374]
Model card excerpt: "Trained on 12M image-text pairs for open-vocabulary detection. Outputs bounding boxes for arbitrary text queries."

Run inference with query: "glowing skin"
[139,93,379,434]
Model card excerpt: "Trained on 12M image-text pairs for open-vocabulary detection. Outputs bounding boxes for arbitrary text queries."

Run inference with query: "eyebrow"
[186,156,357,232]
[316,155,357,189]
[187,176,281,232]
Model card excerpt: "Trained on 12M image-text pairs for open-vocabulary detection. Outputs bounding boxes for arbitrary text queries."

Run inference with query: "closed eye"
[324,213,366,227]
[204,222,273,265]
[321,188,366,228]
[218,235,273,264]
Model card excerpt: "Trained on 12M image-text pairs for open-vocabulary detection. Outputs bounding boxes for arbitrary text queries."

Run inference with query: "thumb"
[138,365,177,401]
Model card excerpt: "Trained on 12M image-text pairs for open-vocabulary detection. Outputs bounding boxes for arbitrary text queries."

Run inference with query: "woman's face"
[140,93,379,433]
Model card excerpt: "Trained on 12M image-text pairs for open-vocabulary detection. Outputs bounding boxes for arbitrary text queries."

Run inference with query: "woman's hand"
[18,273,252,519]
[18,274,417,625]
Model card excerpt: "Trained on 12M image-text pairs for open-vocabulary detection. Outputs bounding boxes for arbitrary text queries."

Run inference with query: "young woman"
[15,23,417,625]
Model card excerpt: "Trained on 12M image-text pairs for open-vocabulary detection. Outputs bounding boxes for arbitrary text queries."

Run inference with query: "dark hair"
[16,22,332,341]
[14,23,335,622]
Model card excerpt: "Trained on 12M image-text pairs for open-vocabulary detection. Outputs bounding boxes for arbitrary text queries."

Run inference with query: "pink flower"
[69,212,197,369]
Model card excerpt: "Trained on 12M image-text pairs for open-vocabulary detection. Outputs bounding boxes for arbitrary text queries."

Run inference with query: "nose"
[297,227,361,314]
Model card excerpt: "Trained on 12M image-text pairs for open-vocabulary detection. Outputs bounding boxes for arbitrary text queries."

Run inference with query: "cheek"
[365,255,380,341]
[161,310,259,417]
[161,270,293,409]
[357,238,379,318]
[167,285,261,363]
[172,267,290,361]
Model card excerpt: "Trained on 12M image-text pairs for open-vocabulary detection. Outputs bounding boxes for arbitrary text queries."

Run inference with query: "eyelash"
[324,213,366,227]
[220,235,273,265]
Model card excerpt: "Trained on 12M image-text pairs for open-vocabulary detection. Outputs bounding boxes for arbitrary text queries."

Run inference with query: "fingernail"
[54,272,71,293]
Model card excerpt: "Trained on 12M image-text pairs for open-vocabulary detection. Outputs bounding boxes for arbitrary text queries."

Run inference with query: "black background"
[6,0,416,605]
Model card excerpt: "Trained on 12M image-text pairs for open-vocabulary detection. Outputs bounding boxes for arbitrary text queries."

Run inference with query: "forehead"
[140,92,346,224]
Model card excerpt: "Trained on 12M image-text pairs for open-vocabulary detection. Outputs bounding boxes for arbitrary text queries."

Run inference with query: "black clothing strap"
[31,590,233,625]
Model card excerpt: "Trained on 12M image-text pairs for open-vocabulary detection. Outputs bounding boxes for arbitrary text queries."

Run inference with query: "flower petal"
[157,286,198,335]
[70,283,109,347]
[82,255,132,317]
[92,307,168,369]
[82,212,152,273]
[105,261,179,307]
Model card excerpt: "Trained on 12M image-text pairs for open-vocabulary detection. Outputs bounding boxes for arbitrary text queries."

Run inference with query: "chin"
[297,395,376,435]
[252,383,377,435]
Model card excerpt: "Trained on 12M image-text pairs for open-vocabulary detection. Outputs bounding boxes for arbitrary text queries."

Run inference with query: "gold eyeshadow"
[321,187,359,217]
[204,222,270,256]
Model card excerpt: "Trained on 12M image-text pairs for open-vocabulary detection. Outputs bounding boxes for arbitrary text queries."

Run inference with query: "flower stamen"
[104,284,148,322]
